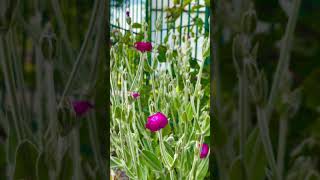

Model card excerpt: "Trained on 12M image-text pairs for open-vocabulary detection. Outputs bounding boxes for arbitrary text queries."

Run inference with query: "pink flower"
[134,42,152,52]
[200,143,209,159]
[145,112,168,132]
[72,100,94,116]
[131,92,140,99]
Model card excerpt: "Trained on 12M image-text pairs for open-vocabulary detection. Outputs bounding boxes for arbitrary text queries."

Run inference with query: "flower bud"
[249,68,268,105]
[241,4,257,34]
[156,16,162,31]
[126,16,131,25]
[40,23,57,61]
[172,34,176,41]
[116,18,120,26]
[202,37,210,59]
[232,34,251,74]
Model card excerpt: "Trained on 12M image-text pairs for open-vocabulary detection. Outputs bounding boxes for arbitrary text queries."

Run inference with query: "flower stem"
[256,107,280,180]
[266,0,301,120]
[0,35,22,141]
[277,113,288,179]
[58,0,100,107]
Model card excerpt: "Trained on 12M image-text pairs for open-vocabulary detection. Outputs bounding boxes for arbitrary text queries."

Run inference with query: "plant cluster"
[110,12,210,179]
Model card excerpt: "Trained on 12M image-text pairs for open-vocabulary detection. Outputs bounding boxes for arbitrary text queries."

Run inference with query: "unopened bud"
[172,34,176,41]
[40,23,57,61]
[232,34,251,73]
[241,5,257,34]
[156,16,162,31]
[126,16,131,25]
[249,70,268,105]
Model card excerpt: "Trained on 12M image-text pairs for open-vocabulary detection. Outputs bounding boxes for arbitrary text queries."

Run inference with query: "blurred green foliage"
[214,0,320,179]
[0,0,107,179]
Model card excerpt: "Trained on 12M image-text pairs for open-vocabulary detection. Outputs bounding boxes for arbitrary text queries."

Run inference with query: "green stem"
[34,46,44,142]
[277,113,288,179]
[88,113,108,178]
[8,30,28,123]
[129,53,144,91]
[266,0,301,120]
[256,107,280,180]
[44,62,58,140]
[0,35,22,141]
[169,170,175,180]
[72,128,82,180]
[239,72,248,156]
[58,0,100,107]
[50,0,76,62]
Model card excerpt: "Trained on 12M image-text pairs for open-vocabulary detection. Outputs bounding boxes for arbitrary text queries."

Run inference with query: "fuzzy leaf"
[132,23,142,29]
[244,128,267,180]
[229,157,246,180]
[14,140,39,180]
[0,144,6,176]
[157,45,167,62]
[191,5,205,12]
[303,69,320,109]
[205,0,210,7]
[110,156,123,168]
[58,151,73,179]
[140,150,163,172]
[36,152,49,180]
[212,118,227,147]
[186,104,194,121]
[163,141,175,158]
[196,157,209,179]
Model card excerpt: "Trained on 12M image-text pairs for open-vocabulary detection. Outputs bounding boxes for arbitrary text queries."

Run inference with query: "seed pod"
[40,23,57,61]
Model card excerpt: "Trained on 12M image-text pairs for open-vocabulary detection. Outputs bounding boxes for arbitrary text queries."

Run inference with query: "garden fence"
[110,0,210,61]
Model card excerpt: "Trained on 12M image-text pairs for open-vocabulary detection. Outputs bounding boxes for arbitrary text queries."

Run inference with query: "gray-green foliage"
[110,17,210,179]
[0,0,107,179]
[214,0,320,179]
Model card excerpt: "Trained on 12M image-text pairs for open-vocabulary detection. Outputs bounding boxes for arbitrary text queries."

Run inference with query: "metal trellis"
[110,0,210,61]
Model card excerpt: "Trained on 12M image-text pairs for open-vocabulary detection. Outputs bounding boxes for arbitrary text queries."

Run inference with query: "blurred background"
[213,0,320,179]
[0,0,107,179]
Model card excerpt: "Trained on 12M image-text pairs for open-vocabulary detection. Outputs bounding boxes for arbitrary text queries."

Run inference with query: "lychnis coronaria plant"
[110,16,210,179]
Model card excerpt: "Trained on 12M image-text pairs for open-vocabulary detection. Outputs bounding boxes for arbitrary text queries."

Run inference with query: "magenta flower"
[200,143,209,159]
[145,112,168,132]
[134,42,152,52]
[72,100,94,116]
[131,92,140,99]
